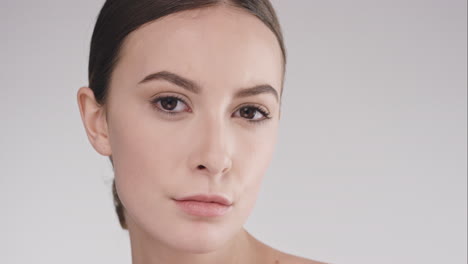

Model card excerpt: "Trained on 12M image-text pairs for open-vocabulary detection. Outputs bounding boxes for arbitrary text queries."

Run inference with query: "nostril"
[197,165,206,169]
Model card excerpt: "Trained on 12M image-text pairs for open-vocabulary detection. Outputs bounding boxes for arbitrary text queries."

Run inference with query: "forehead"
[113,5,283,95]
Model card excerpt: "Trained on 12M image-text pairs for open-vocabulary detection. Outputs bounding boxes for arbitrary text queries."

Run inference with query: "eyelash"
[150,95,272,125]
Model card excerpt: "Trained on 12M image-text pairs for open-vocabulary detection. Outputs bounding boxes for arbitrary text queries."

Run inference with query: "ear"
[76,86,112,156]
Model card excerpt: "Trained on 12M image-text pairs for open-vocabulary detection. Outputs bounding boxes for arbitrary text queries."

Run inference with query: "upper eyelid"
[238,103,270,114]
[151,92,190,103]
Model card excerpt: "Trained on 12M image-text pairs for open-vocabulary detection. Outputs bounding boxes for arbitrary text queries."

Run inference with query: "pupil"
[162,98,177,110]
[241,107,255,119]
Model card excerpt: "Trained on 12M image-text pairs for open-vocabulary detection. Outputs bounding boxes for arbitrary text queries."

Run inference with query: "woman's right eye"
[150,96,190,115]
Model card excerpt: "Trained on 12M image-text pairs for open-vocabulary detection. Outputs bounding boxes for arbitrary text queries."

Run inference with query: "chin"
[165,221,236,253]
[124,197,245,254]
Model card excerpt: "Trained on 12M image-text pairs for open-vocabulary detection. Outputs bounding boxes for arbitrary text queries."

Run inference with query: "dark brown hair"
[88,0,287,229]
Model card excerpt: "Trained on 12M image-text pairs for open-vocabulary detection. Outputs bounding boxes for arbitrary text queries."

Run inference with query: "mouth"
[172,194,233,217]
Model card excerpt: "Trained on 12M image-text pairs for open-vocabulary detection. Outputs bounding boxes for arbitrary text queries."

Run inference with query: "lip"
[174,194,233,206]
[173,194,233,217]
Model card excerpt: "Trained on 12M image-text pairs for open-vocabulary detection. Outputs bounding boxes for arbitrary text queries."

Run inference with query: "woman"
[77,0,327,263]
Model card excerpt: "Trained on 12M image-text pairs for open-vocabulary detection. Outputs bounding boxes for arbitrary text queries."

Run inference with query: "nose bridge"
[191,111,232,176]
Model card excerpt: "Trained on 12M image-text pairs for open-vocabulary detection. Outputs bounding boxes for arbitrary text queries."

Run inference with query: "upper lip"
[174,194,233,206]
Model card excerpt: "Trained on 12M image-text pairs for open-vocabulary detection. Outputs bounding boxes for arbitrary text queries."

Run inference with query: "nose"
[189,117,232,180]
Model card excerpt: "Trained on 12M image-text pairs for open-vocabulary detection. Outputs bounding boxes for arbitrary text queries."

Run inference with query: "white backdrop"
[1,0,466,263]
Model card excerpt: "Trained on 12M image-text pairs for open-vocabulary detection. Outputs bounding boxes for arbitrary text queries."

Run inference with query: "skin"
[77,4,327,264]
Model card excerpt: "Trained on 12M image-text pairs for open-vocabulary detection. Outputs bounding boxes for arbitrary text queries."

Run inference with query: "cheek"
[108,96,186,177]
[108,104,181,214]
[233,126,278,216]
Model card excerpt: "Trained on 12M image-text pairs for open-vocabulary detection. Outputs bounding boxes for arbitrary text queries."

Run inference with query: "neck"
[127,218,261,264]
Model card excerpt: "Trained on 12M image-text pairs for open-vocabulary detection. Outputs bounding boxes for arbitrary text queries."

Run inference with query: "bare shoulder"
[252,237,329,264]
[245,230,330,264]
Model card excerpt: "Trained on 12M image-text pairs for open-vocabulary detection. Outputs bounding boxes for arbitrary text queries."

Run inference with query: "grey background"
[1,0,466,263]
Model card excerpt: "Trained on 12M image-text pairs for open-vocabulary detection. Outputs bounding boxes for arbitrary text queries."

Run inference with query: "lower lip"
[174,200,232,217]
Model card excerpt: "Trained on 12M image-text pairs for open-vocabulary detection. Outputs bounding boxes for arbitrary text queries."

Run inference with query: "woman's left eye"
[233,105,271,123]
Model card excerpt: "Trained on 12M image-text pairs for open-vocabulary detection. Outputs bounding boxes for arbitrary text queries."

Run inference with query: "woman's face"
[102,5,282,253]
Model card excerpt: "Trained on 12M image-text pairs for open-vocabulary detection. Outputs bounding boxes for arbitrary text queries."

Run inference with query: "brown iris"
[160,97,178,111]
[239,107,256,119]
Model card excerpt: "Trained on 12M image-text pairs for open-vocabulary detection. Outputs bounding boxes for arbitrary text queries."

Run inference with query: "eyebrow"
[138,70,279,102]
